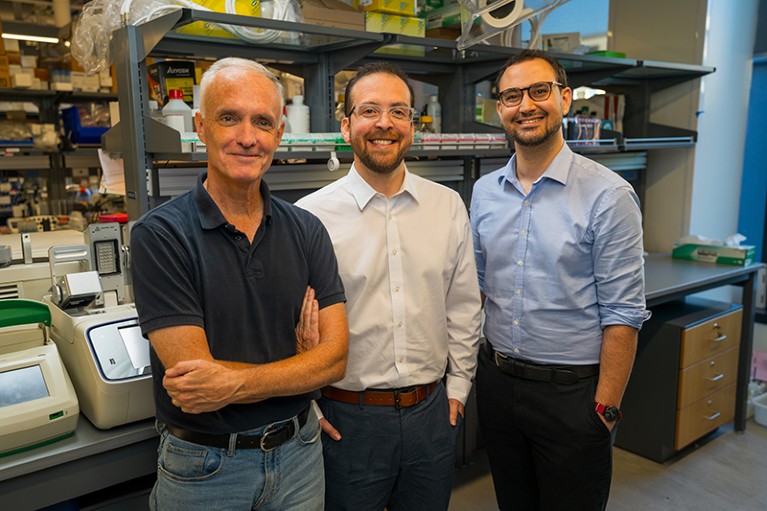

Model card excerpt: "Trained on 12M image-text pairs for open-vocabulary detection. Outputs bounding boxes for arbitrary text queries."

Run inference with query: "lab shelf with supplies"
[0,88,117,212]
[100,8,713,219]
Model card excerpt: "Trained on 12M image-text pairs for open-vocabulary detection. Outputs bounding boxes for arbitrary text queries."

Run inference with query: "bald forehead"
[201,69,282,114]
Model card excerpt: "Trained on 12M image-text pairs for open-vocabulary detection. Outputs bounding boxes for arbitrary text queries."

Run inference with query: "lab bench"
[0,254,762,509]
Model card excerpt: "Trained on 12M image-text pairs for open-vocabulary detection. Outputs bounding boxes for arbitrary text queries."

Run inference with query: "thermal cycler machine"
[43,222,154,430]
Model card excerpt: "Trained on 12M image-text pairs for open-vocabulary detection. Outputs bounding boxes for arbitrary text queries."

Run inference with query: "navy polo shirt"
[131,173,345,434]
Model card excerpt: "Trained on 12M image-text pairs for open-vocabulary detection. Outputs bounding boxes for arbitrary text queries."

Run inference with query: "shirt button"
[395,286,401,292]
[517,260,523,266]
[514,348,520,354]
[392,249,398,256]
[398,356,404,363]
[397,321,403,328]
[515,289,521,295]
[524,200,530,206]
[513,319,519,325]
[520,229,526,236]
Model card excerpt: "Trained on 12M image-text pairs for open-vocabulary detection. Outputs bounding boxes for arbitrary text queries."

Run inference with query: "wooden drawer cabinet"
[675,383,736,449]
[614,298,742,462]
[677,346,739,408]
[680,311,741,367]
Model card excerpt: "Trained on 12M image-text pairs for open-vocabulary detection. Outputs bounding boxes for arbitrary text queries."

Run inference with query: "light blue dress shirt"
[471,144,650,365]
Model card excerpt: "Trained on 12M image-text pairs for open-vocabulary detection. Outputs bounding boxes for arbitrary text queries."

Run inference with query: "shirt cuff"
[446,375,473,406]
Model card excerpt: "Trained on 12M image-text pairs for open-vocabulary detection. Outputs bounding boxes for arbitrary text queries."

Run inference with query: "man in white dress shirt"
[296,62,482,511]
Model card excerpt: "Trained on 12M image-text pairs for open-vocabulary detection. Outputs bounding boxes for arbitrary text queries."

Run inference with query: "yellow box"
[359,0,417,16]
[365,12,425,37]
[175,0,260,39]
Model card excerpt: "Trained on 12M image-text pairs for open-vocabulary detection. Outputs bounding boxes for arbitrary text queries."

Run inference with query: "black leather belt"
[484,342,599,384]
[165,405,309,451]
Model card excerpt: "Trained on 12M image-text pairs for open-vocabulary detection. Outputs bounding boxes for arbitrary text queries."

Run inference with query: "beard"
[350,130,410,175]
[506,111,563,147]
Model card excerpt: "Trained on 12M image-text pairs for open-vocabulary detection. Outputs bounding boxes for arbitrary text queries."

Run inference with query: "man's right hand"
[312,400,342,441]
[296,286,320,354]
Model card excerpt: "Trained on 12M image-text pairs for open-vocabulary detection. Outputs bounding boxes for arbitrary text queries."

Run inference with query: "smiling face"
[496,58,572,149]
[195,68,284,187]
[342,72,414,176]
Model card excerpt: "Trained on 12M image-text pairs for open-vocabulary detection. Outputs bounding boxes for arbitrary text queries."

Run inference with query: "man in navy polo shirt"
[131,57,349,511]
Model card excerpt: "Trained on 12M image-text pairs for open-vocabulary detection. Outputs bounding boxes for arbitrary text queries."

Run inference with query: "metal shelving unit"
[102,8,715,219]
[0,88,117,210]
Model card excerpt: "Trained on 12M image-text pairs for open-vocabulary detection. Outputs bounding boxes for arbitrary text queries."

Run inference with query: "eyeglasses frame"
[348,103,417,123]
[498,81,565,107]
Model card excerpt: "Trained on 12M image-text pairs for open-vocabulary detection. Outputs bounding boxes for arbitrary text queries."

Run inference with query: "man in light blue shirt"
[471,49,650,511]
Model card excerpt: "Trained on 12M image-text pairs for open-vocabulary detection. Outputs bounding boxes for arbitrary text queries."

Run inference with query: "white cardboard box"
[754,392,767,427]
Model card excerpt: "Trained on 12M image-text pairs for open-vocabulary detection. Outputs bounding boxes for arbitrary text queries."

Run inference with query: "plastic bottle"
[286,95,310,134]
[162,89,193,133]
[427,95,442,134]
[282,105,291,133]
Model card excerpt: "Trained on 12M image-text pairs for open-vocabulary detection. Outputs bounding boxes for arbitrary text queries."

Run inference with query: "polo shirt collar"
[346,163,420,211]
[499,143,574,189]
[193,172,273,230]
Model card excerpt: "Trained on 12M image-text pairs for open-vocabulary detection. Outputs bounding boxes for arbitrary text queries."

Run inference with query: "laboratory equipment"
[0,230,85,302]
[43,222,153,429]
[44,297,153,430]
[0,300,79,456]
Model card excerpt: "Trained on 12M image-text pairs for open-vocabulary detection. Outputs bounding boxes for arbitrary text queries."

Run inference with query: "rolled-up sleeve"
[592,185,651,330]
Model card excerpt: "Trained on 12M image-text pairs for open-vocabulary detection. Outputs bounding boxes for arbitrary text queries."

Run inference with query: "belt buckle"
[393,389,401,409]
[259,426,283,451]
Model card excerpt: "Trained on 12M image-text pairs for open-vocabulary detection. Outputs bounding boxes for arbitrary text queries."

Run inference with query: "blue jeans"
[319,383,461,511]
[150,409,324,511]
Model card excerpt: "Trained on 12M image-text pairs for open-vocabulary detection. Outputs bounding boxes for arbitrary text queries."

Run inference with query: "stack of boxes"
[360,0,426,56]
[0,20,10,88]
[421,0,462,39]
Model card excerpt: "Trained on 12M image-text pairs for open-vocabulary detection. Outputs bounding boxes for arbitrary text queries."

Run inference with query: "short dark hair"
[344,61,415,117]
[494,49,569,94]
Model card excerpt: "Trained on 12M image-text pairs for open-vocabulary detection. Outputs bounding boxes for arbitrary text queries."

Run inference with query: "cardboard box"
[175,0,260,39]
[0,55,10,88]
[366,12,425,56]
[425,2,461,29]
[671,244,755,266]
[147,61,196,106]
[359,0,417,16]
[301,0,365,31]
[366,12,425,36]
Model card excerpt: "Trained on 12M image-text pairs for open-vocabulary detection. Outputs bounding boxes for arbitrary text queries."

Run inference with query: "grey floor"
[449,418,767,510]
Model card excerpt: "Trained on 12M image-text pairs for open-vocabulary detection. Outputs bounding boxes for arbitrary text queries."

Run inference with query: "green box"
[671,244,755,266]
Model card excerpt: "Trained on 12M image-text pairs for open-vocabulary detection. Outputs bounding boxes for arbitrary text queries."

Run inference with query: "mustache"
[367,130,400,140]
[514,111,546,122]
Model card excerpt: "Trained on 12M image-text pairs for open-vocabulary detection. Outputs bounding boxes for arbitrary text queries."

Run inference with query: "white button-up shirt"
[296,165,481,404]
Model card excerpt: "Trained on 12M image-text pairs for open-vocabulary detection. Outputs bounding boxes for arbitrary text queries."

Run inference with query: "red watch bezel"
[594,402,622,422]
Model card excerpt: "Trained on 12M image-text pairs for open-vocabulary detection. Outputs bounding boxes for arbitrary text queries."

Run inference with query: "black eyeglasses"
[498,81,564,107]
[349,103,416,123]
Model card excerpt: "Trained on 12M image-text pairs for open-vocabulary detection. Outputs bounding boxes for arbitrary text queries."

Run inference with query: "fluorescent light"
[2,33,60,44]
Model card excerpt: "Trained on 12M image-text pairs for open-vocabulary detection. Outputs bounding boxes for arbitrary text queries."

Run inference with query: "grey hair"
[198,58,285,115]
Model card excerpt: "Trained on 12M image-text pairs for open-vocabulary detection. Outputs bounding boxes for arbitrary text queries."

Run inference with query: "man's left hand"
[164,359,243,414]
[449,398,464,426]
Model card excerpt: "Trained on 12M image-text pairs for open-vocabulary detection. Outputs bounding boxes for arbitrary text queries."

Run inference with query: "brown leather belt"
[321,381,440,409]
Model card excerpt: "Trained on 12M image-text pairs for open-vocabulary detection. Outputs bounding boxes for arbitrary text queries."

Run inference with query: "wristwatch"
[594,402,622,422]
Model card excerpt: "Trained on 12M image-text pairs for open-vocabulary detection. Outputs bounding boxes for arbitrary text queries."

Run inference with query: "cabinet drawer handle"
[706,373,725,382]
[703,411,721,421]
[711,334,727,343]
